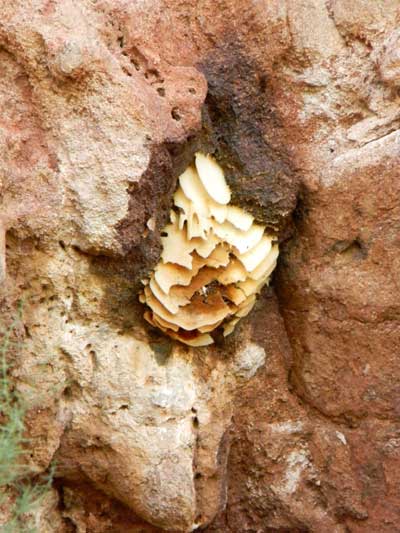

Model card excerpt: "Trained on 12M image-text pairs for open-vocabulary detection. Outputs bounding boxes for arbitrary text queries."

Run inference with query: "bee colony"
[140,153,279,346]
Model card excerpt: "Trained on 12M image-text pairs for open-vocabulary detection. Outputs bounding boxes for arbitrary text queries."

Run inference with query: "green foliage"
[0,304,53,533]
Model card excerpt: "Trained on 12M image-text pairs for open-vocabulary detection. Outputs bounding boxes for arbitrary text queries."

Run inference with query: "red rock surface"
[0,0,400,531]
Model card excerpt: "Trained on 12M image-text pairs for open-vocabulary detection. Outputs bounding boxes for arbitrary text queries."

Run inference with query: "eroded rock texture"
[0,1,399,531]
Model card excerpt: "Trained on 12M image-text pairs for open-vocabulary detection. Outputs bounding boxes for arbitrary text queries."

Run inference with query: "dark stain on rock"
[150,339,173,365]
[198,38,299,232]
[116,144,174,268]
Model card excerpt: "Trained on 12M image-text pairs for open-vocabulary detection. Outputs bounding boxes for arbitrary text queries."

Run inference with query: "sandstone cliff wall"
[0,1,399,531]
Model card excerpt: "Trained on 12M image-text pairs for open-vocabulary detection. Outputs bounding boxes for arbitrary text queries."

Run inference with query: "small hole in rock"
[59,240,66,250]
[191,407,197,413]
[171,107,181,121]
[157,87,166,97]
[192,416,199,428]
[117,35,124,48]
[333,239,367,260]
[259,75,268,92]
[188,87,196,94]
[89,350,99,370]
[145,68,159,80]
[131,59,140,71]
[194,472,202,479]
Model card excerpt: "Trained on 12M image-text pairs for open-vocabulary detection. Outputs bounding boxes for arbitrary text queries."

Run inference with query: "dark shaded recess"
[54,479,163,532]
[197,38,299,232]
[331,238,367,260]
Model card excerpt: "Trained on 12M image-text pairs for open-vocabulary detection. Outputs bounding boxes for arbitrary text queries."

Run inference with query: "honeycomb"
[140,153,279,346]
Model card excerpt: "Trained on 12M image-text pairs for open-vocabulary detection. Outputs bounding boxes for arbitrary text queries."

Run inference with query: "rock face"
[0,1,399,531]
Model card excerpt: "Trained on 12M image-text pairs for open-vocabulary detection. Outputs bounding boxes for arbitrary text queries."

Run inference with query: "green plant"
[0,304,53,533]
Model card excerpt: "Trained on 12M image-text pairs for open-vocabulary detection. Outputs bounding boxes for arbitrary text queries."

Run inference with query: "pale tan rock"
[378,29,400,86]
